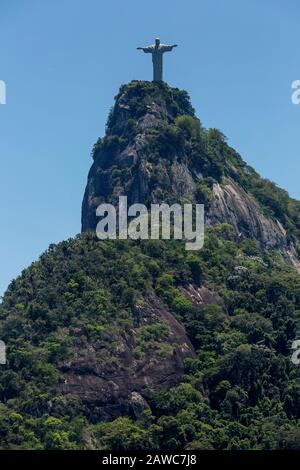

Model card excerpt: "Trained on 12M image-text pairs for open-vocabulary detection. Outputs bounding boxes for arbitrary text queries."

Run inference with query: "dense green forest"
[1,231,300,449]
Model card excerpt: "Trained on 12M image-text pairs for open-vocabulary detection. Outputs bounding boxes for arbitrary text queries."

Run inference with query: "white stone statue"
[137,38,178,81]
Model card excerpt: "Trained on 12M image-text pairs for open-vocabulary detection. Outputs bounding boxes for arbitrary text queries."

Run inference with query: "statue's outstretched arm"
[137,46,153,53]
[161,44,178,52]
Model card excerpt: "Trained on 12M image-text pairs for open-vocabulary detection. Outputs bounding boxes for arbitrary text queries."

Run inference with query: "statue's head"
[155,38,160,47]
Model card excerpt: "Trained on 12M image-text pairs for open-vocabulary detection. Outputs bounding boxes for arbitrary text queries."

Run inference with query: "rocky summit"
[1,81,300,450]
[82,81,300,271]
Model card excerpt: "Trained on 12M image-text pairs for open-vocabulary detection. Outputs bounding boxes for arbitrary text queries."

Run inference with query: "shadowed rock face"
[57,285,230,420]
[58,295,196,421]
[81,83,196,232]
[82,81,300,272]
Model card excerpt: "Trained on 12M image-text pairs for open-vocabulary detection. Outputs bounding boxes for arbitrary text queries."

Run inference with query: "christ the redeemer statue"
[137,38,178,82]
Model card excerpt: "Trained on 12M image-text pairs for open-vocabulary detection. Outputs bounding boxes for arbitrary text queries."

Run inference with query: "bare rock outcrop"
[58,295,195,421]
[207,180,300,272]
[180,284,227,312]
[130,392,151,420]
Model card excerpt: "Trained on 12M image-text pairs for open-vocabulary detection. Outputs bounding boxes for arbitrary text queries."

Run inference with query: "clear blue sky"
[0,0,299,296]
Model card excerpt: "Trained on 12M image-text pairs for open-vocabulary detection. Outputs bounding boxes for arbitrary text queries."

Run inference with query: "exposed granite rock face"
[207,180,286,249]
[130,392,151,420]
[207,180,300,272]
[180,285,227,313]
[81,81,300,273]
[58,295,195,421]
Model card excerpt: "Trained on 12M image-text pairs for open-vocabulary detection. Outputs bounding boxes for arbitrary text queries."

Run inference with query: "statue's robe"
[142,44,174,81]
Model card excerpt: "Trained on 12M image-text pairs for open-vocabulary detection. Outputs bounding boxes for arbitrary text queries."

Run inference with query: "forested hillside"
[1,82,300,449]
